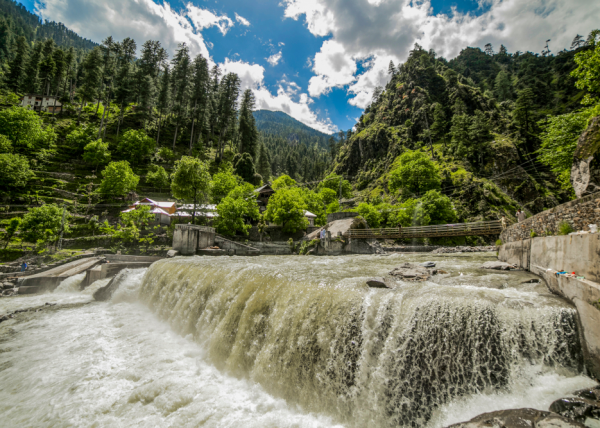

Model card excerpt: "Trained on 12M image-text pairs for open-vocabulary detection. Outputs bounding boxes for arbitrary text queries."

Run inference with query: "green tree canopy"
[572,32,600,105]
[0,107,56,160]
[171,156,211,222]
[146,165,170,189]
[388,150,441,197]
[83,140,111,170]
[99,161,139,197]
[271,174,297,190]
[118,129,156,165]
[0,153,34,191]
[234,153,261,185]
[419,190,457,225]
[318,173,352,198]
[264,187,309,232]
[20,204,70,244]
[355,202,382,228]
[66,124,97,154]
[0,134,13,153]
[211,168,241,204]
[215,183,259,236]
[2,217,21,249]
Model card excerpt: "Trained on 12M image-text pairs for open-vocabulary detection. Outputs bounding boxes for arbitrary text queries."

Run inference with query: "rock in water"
[421,261,436,268]
[366,277,391,288]
[549,397,600,423]
[574,385,600,401]
[166,250,180,258]
[389,262,438,281]
[480,261,517,270]
[446,408,586,427]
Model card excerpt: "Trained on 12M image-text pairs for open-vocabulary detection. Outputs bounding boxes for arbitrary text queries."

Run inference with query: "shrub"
[558,221,574,235]
[495,239,502,246]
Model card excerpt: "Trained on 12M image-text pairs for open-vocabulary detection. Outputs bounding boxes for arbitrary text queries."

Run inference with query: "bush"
[0,153,34,191]
[530,229,537,238]
[118,129,155,164]
[558,221,574,235]
[495,239,503,246]
[99,161,139,197]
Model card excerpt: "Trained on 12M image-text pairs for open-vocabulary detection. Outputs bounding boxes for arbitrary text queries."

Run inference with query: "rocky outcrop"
[366,277,392,288]
[446,408,586,428]
[572,116,600,198]
[549,385,600,423]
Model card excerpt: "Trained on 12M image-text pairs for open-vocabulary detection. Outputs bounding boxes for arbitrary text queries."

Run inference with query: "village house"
[122,198,177,225]
[20,94,62,113]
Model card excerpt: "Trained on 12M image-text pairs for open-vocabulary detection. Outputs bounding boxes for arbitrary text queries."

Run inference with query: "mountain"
[0,0,98,51]
[331,42,593,224]
[253,110,332,182]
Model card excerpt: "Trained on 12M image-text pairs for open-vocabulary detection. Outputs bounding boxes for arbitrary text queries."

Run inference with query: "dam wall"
[499,234,600,379]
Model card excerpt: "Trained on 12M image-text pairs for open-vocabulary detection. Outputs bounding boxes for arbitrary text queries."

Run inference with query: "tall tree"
[7,36,28,92]
[494,70,512,102]
[38,39,56,96]
[170,43,191,150]
[256,141,272,181]
[238,89,259,157]
[170,156,211,223]
[156,65,170,147]
[0,17,12,65]
[513,88,536,152]
[188,55,210,154]
[484,43,494,56]
[215,72,240,161]
[571,34,584,50]
[22,41,43,93]
[78,47,103,118]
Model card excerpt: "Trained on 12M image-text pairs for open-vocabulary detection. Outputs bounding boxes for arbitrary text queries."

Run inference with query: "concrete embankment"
[17,255,164,294]
[499,234,600,379]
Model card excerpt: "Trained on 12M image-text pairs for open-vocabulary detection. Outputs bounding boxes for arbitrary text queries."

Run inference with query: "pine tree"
[484,43,494,56]
[256,142,272,181]
[7,36,28,92]
[513,88,536,151]
[170,43,191,150]
[215,72,240,161]
[0,17,12,65]
[238,89,259,158]
[38,39,56,96]
[571,34,584,50]
[494,70,512,102]
[78,47,103,114]
[388,60,396,75]
[156,65,170,146]
[430,103,448,147]
[188,55,210,154]
[23,41,43,93]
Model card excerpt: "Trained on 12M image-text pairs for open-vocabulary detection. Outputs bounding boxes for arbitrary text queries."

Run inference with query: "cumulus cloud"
[283,0,600,107]
[35,0,238,57]
[220,59,336,134]
[235,13,250,26]
[266,51,283,66]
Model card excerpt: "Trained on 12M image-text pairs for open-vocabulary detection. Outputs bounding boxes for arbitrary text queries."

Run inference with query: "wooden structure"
[346,220,503,239]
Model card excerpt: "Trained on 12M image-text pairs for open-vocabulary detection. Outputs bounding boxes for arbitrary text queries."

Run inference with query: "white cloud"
[235,13,250,26]
[266,51,282,66]
[35,0,240,57]
[283,0,600,107]
[219,59,336,134]
[186,6,233,35]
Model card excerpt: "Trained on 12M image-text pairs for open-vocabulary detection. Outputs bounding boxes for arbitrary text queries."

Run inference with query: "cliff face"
[332,46,566,220]
[572,116,600,198]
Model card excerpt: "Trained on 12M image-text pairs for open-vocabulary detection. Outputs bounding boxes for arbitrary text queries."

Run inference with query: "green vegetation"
[215,183,259,236]
[264,187,309,232]
[558,221,574,235]
[99,161,139,197]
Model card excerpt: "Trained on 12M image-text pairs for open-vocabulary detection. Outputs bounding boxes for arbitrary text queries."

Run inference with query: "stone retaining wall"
[500,191,600,243]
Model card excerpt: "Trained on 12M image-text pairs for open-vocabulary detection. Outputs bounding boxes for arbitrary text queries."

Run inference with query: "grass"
[558,221,574,235]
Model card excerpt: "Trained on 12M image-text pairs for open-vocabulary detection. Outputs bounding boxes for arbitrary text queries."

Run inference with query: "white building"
[20,94,62,113]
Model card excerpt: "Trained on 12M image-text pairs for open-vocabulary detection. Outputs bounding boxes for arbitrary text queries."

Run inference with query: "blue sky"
[18,0,600,134]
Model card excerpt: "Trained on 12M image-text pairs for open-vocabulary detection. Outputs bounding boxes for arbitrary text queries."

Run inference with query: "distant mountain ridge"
[253,110,333,141]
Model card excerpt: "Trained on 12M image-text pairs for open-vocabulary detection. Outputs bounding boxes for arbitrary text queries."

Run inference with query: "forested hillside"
[331,31,600,228]
[0,0,97,52]
[253,110,331,182]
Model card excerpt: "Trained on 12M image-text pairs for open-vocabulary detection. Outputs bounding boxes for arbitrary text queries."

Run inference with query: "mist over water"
[0,253,597,427]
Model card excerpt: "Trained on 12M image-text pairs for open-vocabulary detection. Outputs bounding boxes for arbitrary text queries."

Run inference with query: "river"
[0,252,597,427]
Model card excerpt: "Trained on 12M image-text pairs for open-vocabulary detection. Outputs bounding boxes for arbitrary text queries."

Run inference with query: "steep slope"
[332,44,584,221]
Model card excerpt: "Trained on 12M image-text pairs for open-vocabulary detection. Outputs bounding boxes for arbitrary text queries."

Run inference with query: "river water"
[0,252,597,427]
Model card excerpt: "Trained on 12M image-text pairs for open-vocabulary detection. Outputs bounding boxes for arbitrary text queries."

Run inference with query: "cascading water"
[138,254,589,427]
[0,253,596,428]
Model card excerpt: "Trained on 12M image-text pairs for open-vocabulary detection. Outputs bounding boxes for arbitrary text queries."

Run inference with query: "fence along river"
[0,252,596,427]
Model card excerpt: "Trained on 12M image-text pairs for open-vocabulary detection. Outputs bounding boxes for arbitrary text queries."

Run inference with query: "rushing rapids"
[0,253,597,427]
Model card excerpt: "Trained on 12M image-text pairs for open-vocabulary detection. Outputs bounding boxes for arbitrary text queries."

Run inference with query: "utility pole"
[57,203,67,251]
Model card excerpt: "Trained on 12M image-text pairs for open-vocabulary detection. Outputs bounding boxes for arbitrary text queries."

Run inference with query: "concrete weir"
[17,255,164,294]
[499,233,600,379]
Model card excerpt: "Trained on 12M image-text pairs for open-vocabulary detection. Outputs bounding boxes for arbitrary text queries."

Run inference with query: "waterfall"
[138,256,582,427]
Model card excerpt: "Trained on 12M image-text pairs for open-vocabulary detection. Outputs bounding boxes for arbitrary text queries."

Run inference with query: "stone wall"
[172,224,215,255]
[247,226,306,242]
[327,212,359,223]
[500,191,600,243]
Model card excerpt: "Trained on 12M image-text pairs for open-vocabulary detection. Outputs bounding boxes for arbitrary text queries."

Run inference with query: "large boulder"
[571,116,600,198]
[549,396,600,423]
[366,277,392,288]
[389,262,439,281]
[480,261,517,270]
[447,408,586,428]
